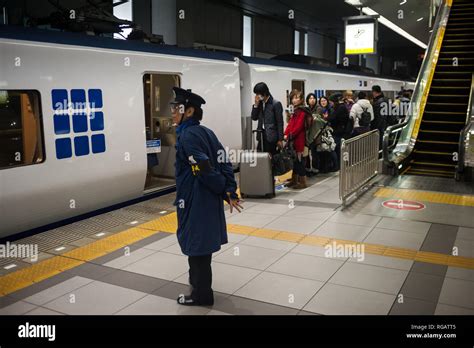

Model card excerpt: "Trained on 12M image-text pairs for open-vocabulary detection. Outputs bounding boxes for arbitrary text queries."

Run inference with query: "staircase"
[405,0,473,178]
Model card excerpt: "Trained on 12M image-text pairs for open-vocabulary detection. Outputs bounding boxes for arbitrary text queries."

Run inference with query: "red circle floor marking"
[382,199,426,211]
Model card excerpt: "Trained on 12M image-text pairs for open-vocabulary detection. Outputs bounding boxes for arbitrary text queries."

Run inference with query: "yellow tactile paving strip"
[375,187,474,207]
[2,208,474,297]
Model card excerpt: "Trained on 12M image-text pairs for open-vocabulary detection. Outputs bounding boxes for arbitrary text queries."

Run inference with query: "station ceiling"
[227,0,432,49]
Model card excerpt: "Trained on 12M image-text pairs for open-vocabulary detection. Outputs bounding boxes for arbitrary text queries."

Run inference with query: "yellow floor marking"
[274,231,305,243]
[2,200,474,296]
[249,228,280,239]
[375,187,474,207]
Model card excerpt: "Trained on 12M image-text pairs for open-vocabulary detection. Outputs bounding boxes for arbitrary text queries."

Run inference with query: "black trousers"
[256,131,278,156]
[188,254,213,303]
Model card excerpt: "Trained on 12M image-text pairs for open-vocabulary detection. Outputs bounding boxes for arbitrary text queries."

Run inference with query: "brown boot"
[294,175,307,189]
[286,173,298,187]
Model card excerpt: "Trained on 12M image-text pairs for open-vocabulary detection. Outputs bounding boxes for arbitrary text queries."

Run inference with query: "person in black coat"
[328,93,351,170]
[370,85,389,149]
[251,82,284,155]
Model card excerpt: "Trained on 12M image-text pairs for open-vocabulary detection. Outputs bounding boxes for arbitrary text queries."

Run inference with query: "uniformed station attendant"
[171,87,243,306]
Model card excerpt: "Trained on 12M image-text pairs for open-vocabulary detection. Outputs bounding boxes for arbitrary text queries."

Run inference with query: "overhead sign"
[382,200,426,211]
[344,15,378,55]
[346,22,375,54]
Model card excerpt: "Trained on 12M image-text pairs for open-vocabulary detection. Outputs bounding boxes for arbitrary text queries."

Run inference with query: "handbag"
[272,143,295,176]
[316,126,336,152]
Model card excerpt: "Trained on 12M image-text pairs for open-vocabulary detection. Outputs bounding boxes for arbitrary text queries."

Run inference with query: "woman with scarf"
[305,93,326,176]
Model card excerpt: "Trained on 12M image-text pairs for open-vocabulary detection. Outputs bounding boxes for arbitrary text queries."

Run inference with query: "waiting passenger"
[251,82,284,155]
[350,91,374,137]
[370,85,389,148]
[316,96,332,121]
[285,89,309,189]
[343,90,355,112]
[328,93,351,171]
[305,93,325,176]
[171,87,242,306]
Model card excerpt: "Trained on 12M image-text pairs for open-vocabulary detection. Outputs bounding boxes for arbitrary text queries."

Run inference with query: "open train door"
[142,73,181,193]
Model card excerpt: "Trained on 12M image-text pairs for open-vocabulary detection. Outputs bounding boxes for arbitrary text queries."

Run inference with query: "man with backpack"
[350,91,374,137]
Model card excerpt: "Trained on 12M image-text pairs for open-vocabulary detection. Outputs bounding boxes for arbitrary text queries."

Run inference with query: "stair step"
[411,161,456,168]
[437,65,474,68]
[439,51,474,55]
[438,57,474,60]
[416,141,459,152]
[442,45,474,49]
[421,120,464,125]
[449,18,474,22]
[442,38,474,42]
[429,85,471,88]
[419,130,460,134]
[417,140,458,144]
[408,167,454,175]
[404,171,454,178]
[450,12,474,16]
[445,28,474,33]
[428,94,469,98]
[423,111,465,115]
[414,150,452,155]
[448,20,473,28]
[435,70,472,75]
[421,122,465,134]
[425,102,467,106]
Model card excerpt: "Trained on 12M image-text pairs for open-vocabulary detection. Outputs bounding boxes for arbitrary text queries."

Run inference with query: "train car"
[0,26,415,239]
[0,26,242,238]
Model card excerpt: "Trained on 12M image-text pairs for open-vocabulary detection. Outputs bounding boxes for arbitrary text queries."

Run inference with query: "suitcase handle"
[252,129,264,151]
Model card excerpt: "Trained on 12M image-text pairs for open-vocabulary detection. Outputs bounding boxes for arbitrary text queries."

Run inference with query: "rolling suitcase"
[239,130,275,198]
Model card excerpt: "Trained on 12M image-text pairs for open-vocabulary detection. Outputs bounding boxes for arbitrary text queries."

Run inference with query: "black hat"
[329,93,343,103]
[372,85,382,93]
[171,87,206,108]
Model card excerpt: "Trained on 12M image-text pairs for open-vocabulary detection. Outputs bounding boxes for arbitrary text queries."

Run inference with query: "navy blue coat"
[174,119,237,256]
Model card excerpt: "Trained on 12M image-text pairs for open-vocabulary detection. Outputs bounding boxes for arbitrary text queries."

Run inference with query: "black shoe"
[177,295,214,306]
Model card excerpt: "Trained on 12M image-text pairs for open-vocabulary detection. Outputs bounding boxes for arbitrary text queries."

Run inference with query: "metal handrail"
[382,0,451,170]
[456,73,474,178]
[383,121,408,167]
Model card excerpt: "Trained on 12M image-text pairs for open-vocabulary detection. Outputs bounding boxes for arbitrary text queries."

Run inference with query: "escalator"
[404,0,474,178]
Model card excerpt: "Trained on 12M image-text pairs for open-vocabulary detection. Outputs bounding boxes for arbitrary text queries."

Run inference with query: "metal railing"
[339,130,380,207]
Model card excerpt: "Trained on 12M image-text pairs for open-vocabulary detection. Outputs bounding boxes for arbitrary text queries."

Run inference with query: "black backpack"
[359,106,371,127]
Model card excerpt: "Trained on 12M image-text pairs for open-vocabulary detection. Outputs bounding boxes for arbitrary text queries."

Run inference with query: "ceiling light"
[361,7,428,49]
[417,17,424,21]
[345,0,364,6]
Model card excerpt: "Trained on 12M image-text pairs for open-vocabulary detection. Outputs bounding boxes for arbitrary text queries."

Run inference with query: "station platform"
[0,173,473,316]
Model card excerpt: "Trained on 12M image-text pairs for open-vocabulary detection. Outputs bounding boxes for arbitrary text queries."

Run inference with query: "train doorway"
[142,73,181,193]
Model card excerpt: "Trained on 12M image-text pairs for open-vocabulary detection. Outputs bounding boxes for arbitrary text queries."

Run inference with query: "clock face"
[346,22,375,54]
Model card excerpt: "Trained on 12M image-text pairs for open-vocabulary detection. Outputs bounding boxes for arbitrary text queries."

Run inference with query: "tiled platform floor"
[1,173,473,315]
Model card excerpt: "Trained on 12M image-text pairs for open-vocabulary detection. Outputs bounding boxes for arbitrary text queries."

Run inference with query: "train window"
[142,73,181,192]
[0,90,44,170]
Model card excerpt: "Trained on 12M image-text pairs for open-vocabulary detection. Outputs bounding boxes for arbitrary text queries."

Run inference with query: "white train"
[0,26,414,238]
